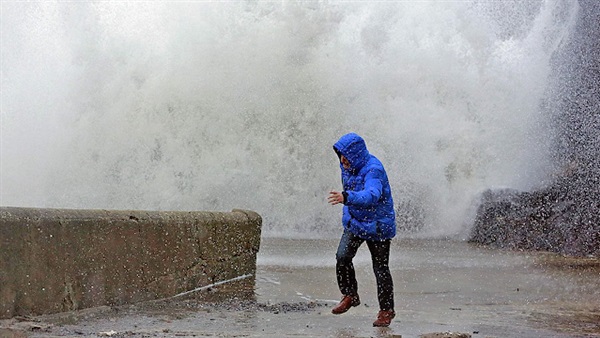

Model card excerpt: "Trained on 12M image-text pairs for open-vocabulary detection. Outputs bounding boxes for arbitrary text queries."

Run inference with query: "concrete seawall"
[0,207,262,319]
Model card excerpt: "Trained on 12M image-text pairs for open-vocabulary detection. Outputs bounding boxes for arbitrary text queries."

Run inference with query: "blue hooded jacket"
[333,133,396,241]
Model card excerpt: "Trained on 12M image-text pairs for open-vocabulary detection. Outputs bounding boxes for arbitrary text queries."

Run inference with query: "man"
[328,132,396,327]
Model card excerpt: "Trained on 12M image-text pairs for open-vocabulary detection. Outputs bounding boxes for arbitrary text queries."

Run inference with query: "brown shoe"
[331,295,361,314]
[373,310,395,327]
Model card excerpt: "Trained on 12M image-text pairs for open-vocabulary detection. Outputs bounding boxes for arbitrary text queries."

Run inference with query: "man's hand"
[328,190,344,205]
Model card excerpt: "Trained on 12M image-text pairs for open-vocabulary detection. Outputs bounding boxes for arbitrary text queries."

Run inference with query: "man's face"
[340,155,351,169]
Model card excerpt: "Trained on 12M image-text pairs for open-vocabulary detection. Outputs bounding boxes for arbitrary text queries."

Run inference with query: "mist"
[1,1,578,238]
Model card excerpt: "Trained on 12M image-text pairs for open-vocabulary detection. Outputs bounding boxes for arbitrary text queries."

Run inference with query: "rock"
[469,171,600,257]
[98,330,118,337]
[420,332,471,338]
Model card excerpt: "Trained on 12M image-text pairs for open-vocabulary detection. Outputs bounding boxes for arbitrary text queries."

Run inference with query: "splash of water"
[0,1,578,238]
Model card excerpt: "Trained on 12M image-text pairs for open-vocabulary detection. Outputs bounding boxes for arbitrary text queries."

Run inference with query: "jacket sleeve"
[345,168,384,207]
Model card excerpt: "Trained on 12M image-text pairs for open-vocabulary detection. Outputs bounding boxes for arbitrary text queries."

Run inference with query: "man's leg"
[335,230,363,296]
[367,238,394,310]
[332,230,363,314]
[367,238,395,326]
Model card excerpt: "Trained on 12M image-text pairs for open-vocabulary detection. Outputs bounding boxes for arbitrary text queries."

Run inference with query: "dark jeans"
[336,230,394,311]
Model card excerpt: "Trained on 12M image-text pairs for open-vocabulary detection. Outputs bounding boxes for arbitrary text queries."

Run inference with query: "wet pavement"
[1,238,599,337]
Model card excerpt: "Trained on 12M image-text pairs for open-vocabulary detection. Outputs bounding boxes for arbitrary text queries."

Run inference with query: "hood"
[333,133,370,171]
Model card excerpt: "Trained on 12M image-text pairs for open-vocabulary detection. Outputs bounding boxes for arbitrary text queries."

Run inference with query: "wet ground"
[1,238,599,338]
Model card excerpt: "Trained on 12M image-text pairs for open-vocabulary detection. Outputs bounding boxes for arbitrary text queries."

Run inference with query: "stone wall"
[0,207,262,319]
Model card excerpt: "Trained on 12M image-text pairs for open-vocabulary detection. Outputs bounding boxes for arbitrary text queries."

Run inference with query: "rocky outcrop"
[470,169,599,256]
[470,0,600,257]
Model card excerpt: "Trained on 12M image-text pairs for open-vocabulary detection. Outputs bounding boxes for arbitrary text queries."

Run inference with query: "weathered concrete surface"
[0,207,262,319]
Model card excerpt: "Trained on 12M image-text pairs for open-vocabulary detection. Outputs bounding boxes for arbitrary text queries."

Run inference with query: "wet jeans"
[336,229,394,311]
